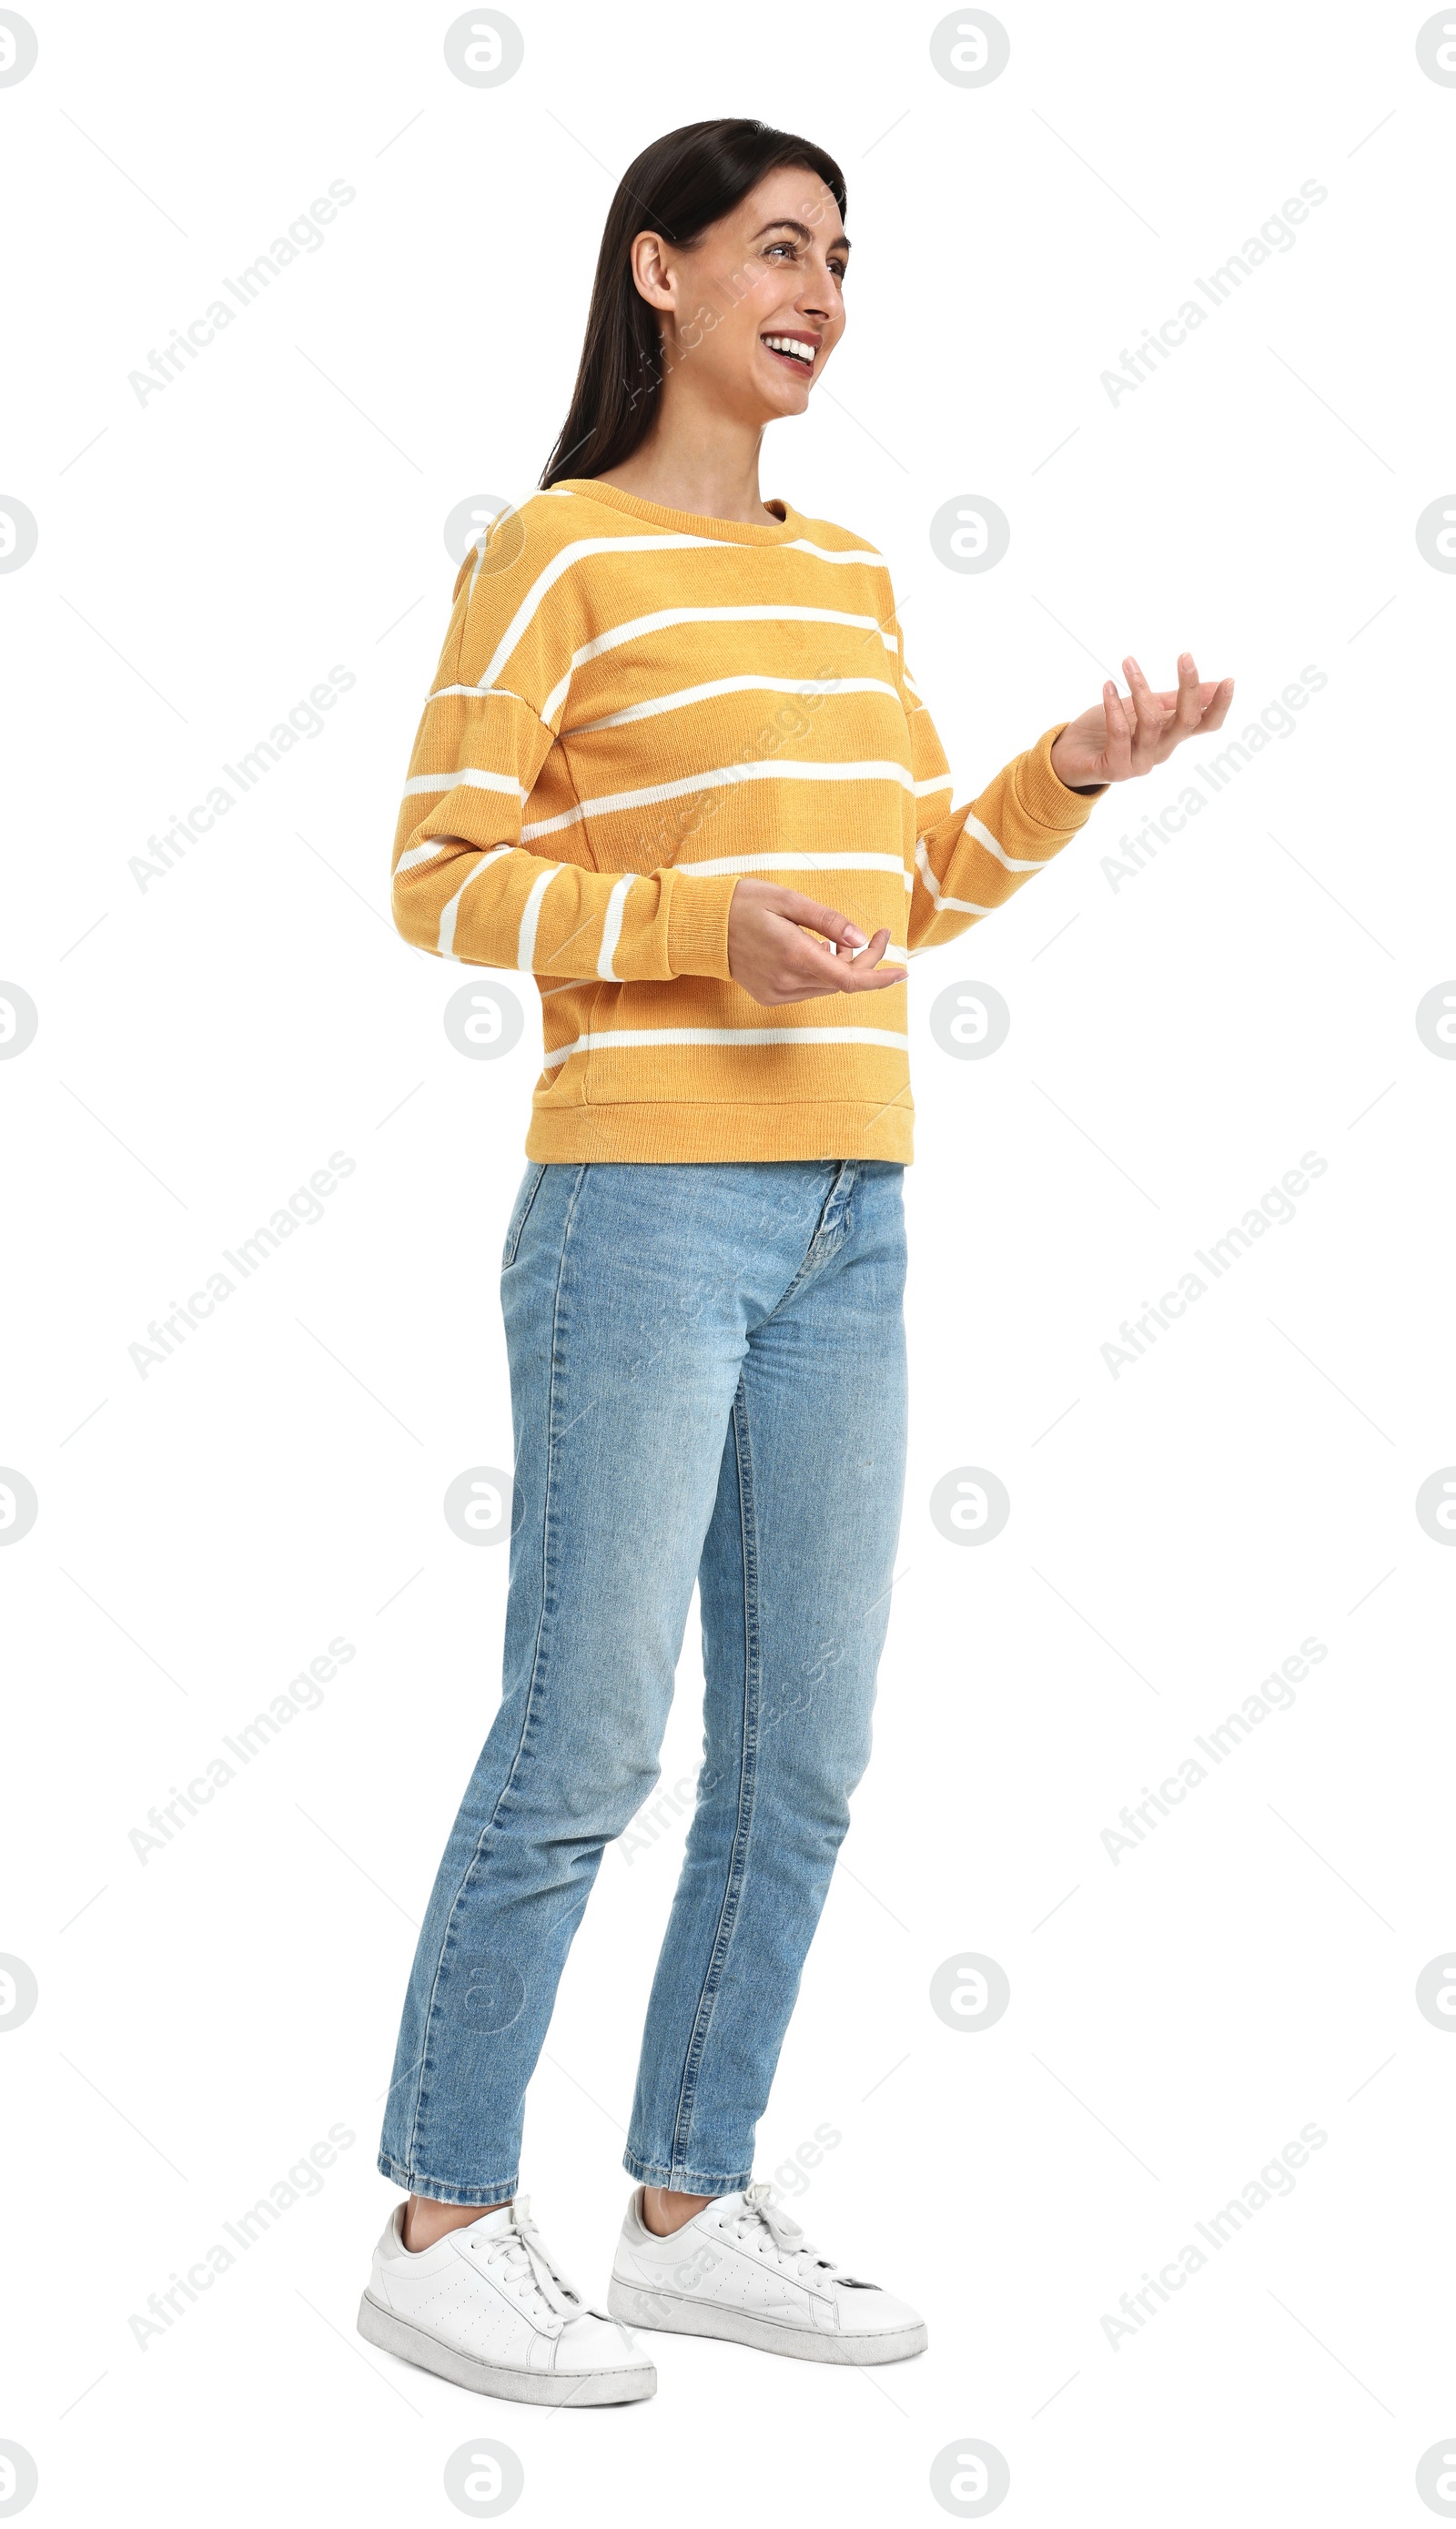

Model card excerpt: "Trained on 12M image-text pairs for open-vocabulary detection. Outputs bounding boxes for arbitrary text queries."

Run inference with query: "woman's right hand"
[725,878,908,1007]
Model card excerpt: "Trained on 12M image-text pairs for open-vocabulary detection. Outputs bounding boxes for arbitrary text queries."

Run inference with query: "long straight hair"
[539,117,846,490]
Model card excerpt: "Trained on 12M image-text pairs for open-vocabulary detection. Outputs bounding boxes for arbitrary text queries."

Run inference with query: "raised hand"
[1049,652,1235,789]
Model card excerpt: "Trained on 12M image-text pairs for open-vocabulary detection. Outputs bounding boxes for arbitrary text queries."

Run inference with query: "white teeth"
[763,335,814,364]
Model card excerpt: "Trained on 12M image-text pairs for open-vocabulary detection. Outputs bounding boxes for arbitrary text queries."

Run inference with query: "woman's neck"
[594,422,779,528]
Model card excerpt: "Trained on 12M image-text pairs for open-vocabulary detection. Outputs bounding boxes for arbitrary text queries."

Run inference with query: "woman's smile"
[759,328,820,379]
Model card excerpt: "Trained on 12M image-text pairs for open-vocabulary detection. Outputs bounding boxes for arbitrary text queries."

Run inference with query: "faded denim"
[379,1157,907,2203]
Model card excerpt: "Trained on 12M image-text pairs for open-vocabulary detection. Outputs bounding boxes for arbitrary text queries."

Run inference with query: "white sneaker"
[607,2180,928,2365]
[357,2196,656,2406]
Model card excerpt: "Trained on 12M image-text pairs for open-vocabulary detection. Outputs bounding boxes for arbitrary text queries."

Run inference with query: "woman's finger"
[839,926,906,987]
[1170,651,1204,739]
[784,925,905,995]
[1103,680,1132,778]
[1199,674,1236,731]
[770,887,869,949]
[1122,654,1162,764]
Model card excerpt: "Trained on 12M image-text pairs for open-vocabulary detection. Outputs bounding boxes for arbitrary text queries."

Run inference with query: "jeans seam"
[500,1159,547,1270]
[769,1159,856,1318]
[621,2150,751,2195]
[665,1371,762,2175]
[376,2153,520,2207]
[399,1160,589,2176]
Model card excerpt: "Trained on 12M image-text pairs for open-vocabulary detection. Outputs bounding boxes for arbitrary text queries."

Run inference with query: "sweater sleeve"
[892,619,1105,955]
[389,529,740,982]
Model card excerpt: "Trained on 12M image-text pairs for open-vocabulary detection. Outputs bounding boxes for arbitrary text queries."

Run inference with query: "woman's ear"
[628,229,675,314]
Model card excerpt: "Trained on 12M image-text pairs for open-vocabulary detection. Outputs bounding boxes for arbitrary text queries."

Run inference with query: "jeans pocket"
[500,1161,549,1270]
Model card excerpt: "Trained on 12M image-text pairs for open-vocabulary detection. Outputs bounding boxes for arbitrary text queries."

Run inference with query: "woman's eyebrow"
[748,217,852,255]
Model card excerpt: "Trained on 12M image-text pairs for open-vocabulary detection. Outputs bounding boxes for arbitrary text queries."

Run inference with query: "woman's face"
[633,166,849,424]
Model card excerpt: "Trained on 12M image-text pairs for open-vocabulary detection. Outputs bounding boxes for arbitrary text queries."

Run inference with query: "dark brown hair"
[539,117,846,489]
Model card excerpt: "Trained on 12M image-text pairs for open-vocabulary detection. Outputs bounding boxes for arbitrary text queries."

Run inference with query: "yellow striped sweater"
[389,476,1101,1162]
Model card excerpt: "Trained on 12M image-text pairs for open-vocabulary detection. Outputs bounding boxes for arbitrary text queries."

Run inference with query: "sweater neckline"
[553,476,801,547]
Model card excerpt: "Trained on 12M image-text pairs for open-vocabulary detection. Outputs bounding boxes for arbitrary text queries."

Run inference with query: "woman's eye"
[764,239,846,284]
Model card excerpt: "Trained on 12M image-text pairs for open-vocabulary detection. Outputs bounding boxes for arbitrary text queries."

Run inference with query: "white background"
[4,2,1455,2521]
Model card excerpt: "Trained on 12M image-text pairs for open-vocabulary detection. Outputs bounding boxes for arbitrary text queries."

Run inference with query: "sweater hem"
[523,1100,915,1164]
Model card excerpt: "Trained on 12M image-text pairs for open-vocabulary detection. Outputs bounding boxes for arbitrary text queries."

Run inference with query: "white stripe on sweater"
[783,537,886,569]
[479,536,728,691]
[396,837,460,874]
[556,603,894,676]
[402,767,526,798]
[427,684,534,705]
[521,756,914,842]
[595,874,633,979]
[569,673,901,734]
[438,847,512,956]
[915,839,995,915]
[515,865,561,970]
[537,605,897,724]
[541,1025,910,1069]
[962,809,1047,872]
[675,849,913,888]
[915,817,1046,885]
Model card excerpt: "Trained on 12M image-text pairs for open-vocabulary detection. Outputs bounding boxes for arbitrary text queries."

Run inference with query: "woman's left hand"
[1049,652,1235,789]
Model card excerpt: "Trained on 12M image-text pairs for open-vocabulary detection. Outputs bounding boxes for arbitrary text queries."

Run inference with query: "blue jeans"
[378,1158,908,2204]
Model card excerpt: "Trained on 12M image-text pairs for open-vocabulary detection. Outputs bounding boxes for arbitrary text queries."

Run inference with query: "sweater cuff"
[665,871,740,979]
[1015,725,1108,830]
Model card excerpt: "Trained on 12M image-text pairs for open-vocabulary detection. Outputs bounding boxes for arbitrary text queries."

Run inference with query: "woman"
[358,116,1232,2408]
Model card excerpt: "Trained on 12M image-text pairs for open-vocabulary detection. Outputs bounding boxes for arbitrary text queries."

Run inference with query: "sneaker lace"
[478,2195,583,2327]
[727,2180,844,2280]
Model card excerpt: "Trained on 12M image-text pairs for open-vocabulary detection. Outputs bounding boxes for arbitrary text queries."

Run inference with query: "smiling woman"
[539,122,852,491]
[363,113,1237,2416]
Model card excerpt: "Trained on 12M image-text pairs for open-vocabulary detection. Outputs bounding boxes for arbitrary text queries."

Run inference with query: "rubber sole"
[357,2291,657,2406]
[606,2277,927,2366]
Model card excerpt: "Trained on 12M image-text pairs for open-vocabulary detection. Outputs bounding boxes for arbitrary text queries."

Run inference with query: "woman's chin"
[753,377,813,420]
